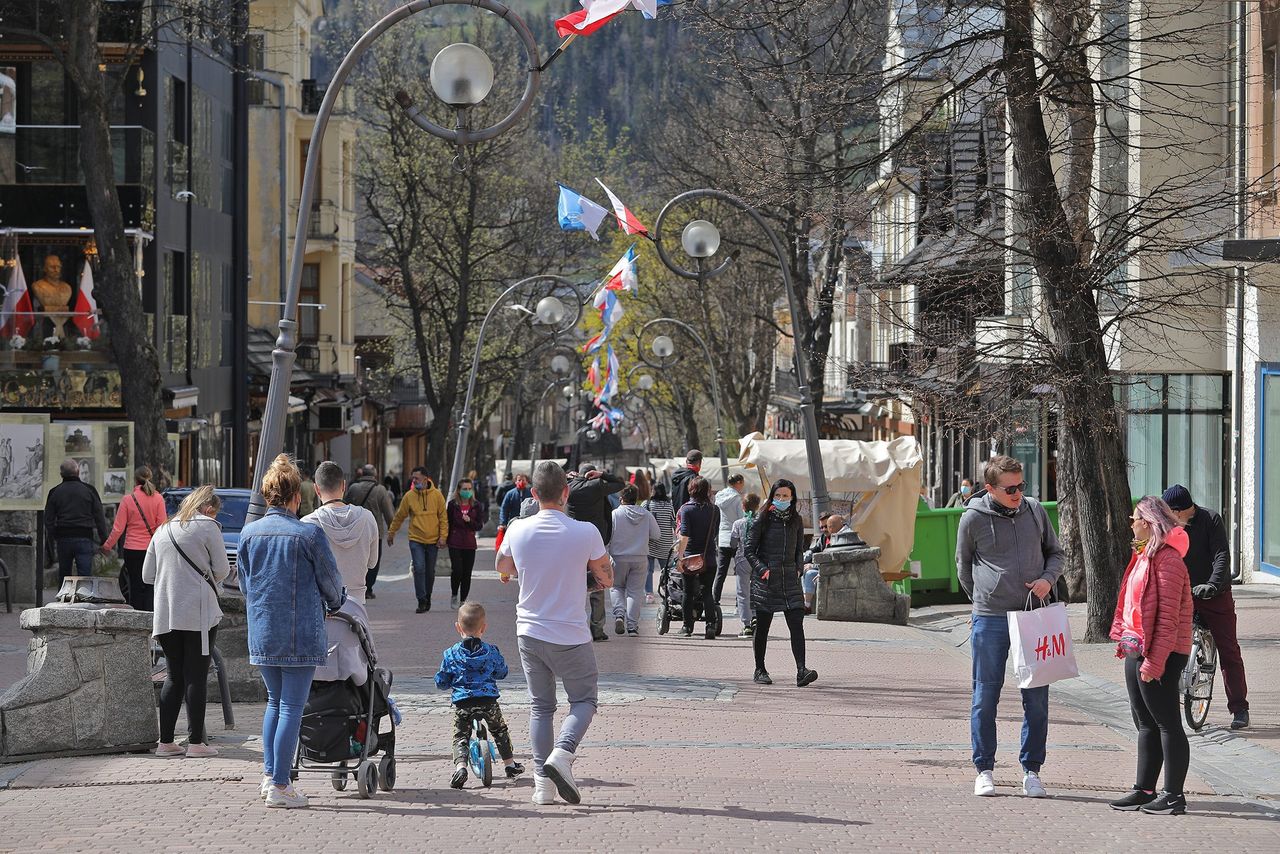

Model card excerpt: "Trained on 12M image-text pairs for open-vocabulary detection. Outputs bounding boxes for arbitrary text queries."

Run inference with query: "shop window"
[1124,373,1228,514]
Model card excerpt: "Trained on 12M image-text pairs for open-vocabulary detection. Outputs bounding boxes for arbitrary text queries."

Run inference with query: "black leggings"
[753,608,806,672]
[449,547,478,601]
[157,627,217,744]
[1125,652,1190,795]
[123,548,152,611]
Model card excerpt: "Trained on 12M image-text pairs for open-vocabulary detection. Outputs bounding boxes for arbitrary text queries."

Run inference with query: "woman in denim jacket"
[237,454,345,809]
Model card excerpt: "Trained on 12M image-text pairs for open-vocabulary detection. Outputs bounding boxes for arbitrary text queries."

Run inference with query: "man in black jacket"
[567,464,626,641]
[44,458,109,582]
[670,450,702,511]
[344,465,397,599]
[1161,485,1250,729]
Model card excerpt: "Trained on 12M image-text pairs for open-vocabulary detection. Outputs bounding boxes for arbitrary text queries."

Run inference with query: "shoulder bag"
[166,524,220,596]
[130,493,156,538]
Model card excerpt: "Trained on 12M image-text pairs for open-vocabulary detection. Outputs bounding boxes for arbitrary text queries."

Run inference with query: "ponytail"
[135,465,156,496]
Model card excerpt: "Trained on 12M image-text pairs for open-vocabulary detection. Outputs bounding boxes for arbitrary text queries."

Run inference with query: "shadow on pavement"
[1049,793,1280,821]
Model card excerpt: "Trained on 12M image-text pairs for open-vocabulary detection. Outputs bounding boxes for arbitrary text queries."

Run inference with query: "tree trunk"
[61,0,171,472]
[1055,417,1087,602]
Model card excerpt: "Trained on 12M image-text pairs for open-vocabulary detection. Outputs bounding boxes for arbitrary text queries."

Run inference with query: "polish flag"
[595,178,649,237]
[554,0,671,38]
[0,255,33,338]
[71,260,100,339]
[602,244,638,293]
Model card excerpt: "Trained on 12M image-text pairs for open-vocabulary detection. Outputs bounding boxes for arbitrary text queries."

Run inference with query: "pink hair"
[1134,496,1178,555]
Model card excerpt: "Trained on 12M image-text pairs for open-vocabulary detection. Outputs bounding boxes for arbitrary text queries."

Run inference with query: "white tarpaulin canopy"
[496,459,568,479]
[642,457,750,491]
[736,432,923,574]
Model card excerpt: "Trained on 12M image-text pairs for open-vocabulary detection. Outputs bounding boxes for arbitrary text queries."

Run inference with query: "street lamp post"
[247,0,543,523]
[625,368,668,456]
[627,362,688,453]
[638,318,729,482]
[448,275,581,500]
[503,344,583,482]
[653,189,831,522]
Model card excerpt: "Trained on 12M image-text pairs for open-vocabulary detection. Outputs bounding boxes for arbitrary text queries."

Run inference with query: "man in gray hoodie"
[306,462,380,603]
[956,455,1064,800]
[608,485,660,636]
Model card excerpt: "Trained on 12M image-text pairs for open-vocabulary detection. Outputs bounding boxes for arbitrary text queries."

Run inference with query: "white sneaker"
[260,775,273,800]
[1022,771,1048,798]
[531,774,557,805]
[265,784,309,808]
[974,770,996,797]
[450,594,460,610]
[543,747,581,804]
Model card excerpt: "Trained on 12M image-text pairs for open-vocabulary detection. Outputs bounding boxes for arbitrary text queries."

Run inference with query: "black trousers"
[157,627,217,744]
[365,539,382,592]
[1125,652,1190,795]
[754,608,806,672]
[682,570,718,635]
[452,698,514,764]
[712,546,735,601]
[123,548,152,611]
[449,547,478,601]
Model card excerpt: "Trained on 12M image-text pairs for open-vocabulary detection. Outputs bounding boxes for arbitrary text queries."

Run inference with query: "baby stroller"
[655,549,722,636]
[293,609,397,799]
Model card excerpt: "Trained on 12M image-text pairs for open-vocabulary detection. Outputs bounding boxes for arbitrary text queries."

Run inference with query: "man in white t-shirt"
[497,460,612,806]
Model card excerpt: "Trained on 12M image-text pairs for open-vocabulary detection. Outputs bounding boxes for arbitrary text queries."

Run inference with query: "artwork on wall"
[42,421,133,503]
[0,413,49,510]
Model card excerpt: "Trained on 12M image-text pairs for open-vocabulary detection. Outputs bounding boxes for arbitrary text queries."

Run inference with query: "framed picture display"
[0,413,50,510]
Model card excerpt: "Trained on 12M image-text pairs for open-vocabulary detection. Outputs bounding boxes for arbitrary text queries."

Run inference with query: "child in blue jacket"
[435,601,524,787]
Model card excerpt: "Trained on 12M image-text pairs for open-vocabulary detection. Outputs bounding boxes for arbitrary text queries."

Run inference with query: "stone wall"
[814,546,910,625]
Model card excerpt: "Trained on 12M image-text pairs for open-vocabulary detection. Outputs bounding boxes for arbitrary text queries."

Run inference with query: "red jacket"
[1110,526,1193,680]
[103,487,167,551]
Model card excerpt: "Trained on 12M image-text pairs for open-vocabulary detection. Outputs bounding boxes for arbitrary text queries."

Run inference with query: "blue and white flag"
[557,184,610,240]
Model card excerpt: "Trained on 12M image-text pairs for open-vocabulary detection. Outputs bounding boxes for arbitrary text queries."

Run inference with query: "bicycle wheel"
[1183,633,1216,731]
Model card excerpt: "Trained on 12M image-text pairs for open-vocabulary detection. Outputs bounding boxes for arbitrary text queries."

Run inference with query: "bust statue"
[30,254,71,338]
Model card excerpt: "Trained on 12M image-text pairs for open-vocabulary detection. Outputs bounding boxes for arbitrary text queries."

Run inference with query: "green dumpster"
[895,500,1060,604]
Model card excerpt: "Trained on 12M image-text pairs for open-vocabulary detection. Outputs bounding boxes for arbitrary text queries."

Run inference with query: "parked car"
[161,487,252,588]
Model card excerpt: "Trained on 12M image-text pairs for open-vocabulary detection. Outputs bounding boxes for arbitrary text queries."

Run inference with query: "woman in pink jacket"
[1109,496,1194,816]
[103,466,167,611]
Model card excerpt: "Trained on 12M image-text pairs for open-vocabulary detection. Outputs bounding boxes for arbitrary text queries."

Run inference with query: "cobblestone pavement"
[1,540,1278,851]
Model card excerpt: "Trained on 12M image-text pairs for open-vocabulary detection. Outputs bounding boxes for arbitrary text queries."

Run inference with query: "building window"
[1123,373,1229,515]
[300,263,320,342]
[1263,4,1280,199]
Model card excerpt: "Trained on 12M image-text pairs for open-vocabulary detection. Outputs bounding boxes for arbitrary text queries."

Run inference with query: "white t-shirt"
[498,509,606,645]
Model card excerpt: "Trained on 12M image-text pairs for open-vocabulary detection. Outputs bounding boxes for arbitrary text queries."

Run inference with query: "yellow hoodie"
[389,484,449,544]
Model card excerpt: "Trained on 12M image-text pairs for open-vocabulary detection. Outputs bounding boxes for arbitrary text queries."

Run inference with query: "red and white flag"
[71,259,100,339]
[554,0,670,38]
[595,178,649,237]
[0,255,33,338]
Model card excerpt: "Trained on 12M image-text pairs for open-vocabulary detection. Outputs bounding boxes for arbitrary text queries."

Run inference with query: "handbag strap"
[166,524,219,596]
[130,493,155,537]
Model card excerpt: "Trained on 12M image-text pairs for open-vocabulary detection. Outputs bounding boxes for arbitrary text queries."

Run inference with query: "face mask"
[772,498,791,512]
[415,481,426,491]
[960,485,972,495]
[460,489,473,499]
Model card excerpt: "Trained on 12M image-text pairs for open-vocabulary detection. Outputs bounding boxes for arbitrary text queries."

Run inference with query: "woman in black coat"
[745,479,817,687]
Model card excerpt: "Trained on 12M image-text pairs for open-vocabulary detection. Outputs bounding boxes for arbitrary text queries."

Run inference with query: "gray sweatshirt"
[304,503,379,601]
[608,504,661,558]
[956,493,1064,616]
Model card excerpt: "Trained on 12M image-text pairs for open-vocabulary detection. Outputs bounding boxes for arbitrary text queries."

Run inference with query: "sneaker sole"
[1023,789,1048,798]
[615,619,625,635]
[1140,805,1187,815]
[1109,802,1147,811]
[543,763,581,805]
[974,788,997,797]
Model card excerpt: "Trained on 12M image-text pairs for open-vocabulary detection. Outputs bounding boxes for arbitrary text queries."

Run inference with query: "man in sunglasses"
[957,455,1064,800]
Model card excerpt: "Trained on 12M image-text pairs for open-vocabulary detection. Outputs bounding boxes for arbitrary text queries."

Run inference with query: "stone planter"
[52,575,128,608]
[814,546,910,625]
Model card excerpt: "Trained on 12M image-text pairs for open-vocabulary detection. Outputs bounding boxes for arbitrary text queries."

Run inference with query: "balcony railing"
[4,125,155,186]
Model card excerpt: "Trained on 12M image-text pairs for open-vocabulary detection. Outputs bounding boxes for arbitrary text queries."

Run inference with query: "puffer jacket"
[434,637,509,703]
[1110,526,1193,681]
[745,508,805,613]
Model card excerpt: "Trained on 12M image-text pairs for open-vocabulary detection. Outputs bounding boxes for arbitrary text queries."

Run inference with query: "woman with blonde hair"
[143,485,229,758]
[104,465,166,610]
[237,455,345,809]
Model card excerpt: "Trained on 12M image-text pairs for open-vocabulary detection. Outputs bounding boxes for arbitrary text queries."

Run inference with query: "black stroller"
[293,611,397,799]
[654,549,722,636]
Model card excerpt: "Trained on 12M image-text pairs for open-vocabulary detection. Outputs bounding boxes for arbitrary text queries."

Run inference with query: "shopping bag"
[1007,597,1079,688]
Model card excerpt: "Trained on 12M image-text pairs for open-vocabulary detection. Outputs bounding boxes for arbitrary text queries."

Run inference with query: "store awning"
[288,395,307,414]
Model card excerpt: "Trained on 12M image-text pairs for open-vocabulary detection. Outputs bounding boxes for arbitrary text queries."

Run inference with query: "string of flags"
[557,182,649,240]
[579,243,639,433]
[554,0,672,39]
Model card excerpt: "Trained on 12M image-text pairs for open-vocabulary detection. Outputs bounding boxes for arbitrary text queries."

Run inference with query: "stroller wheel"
[356,759,378,799]
[331,761,349,792]
[378,754,396,792]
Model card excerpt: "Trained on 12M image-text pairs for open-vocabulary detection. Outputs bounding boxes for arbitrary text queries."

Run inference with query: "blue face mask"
[960,485,972,495]
[772,498,791,512]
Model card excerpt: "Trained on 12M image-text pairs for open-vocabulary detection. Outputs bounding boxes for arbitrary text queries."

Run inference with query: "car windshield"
[217,496,250,532]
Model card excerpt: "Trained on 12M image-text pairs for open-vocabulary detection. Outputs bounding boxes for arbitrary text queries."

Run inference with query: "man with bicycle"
[1161,485,1249,730]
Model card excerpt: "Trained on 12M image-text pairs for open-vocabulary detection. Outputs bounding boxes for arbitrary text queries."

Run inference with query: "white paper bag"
[1007,601,1079,688]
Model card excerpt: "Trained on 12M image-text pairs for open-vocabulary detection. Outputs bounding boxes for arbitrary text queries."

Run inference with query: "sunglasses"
[998,482,1027,496]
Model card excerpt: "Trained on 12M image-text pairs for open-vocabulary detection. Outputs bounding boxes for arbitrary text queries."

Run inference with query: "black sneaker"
[366,590,376,600]
[1139,792,1187,815]
[450,766,467,789]
[1231,711,1250,730]
[796,668,818,687]
[615,617,625,635]
[753,668,772,685]
[415,601,428,614]
[627,628,639,636]
[505,762,525,778]
[678,627,693,637]
[593,633,609,642]
[1109,789,1156,811]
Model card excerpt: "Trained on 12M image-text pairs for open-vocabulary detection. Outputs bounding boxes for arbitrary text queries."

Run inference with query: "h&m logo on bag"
[1034,633,1068,661]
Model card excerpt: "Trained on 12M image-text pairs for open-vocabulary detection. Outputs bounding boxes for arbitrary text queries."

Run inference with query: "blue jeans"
[971,614,1049,774]
[260,665,315,786]
[56,537,94,581]
[645,557,658,594]
[409,541,438,605]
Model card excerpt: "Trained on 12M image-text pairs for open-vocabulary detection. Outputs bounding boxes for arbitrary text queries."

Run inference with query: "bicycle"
[1180,613,1218,731]
[467,714,499,788]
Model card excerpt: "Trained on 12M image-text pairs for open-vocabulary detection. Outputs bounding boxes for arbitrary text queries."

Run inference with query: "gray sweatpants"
[609,555,649,630]
[517,634,599,778]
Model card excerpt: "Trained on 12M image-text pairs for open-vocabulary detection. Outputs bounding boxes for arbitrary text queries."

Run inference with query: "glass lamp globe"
[429,43,495,107]
[637,373,655,391]
[535,295,567,325]
[551,354,571,375]
[562,385,574,400]
[681,219,721,258]
[651,335,675,359]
